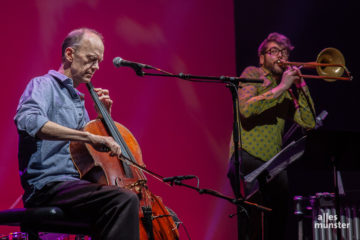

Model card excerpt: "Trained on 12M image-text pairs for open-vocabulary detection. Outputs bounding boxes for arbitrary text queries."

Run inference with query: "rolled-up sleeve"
[14,77,51,137]
[238,66,284,118]
[293,86,316,129]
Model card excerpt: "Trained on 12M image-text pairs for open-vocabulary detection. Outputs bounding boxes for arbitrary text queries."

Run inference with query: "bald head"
[61,28,103,63]
[59,28,105,87]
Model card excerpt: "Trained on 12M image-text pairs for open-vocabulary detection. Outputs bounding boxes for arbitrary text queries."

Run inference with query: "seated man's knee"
[114,188,139,206]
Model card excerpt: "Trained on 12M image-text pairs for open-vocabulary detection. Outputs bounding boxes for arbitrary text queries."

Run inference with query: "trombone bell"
[277,47,352,82]
[316,48,345,82]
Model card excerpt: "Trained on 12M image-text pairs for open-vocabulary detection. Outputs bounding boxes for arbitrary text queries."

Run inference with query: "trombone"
[277,48,353,82]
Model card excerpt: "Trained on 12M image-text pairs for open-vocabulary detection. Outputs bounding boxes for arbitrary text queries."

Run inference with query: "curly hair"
[257,32,294,57]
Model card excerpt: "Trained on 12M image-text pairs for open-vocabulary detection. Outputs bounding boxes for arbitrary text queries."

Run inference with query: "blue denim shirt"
[14,70,90,202]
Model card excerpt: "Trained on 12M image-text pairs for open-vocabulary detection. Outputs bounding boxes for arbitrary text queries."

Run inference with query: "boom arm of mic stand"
[142,72,264,84]
[171,179,271,212]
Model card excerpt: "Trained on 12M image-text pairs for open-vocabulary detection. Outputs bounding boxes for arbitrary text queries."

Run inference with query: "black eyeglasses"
[265,47,289,57]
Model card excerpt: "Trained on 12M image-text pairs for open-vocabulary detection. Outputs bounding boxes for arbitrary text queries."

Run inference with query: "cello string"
[85,84,180,239]
[118,155,170,184]
[87,82,134,177]
[87,83,172,185]
[88,83,132,159]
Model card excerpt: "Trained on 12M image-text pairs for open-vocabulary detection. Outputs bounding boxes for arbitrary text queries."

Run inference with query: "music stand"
[244,135,307,200]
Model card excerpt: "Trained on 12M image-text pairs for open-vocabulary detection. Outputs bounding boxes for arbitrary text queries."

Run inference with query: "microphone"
[163,175,196,183]
[113,57,153,76]
[315,110,328,129]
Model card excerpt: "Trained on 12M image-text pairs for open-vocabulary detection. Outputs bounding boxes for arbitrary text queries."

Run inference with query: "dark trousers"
[25,180,140,240]
[228,150,290,240]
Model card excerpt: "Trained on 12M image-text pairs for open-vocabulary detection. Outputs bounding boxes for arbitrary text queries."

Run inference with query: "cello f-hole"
[115,177,122,186]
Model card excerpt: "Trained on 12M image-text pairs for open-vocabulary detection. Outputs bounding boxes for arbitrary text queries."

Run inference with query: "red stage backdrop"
[0,1,237,239]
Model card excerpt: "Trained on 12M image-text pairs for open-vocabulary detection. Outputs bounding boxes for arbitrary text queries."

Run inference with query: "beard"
[263,58,285,77]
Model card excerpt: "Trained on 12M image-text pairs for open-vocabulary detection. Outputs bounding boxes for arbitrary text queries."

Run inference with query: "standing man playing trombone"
[227,32,316,239]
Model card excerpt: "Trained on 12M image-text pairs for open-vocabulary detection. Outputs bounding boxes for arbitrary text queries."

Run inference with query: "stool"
[0,207,92,239]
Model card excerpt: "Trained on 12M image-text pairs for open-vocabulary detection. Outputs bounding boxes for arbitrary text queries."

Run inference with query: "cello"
[70,82,180,240]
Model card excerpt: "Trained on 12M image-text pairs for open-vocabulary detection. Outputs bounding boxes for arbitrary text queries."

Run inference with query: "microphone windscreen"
[113,57,123,67]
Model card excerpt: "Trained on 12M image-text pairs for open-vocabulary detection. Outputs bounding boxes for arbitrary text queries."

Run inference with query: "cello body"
[70,119,180,239]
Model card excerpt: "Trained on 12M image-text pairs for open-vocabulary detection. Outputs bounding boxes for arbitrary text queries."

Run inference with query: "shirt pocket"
[52,103,79,129]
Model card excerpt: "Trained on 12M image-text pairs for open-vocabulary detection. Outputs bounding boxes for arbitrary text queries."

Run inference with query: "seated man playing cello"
[14,28,139,240]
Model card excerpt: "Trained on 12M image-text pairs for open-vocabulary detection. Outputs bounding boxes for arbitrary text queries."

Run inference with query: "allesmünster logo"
[314,212,350,229]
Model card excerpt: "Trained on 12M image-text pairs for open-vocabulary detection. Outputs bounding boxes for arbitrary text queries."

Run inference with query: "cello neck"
[86,82,135,177]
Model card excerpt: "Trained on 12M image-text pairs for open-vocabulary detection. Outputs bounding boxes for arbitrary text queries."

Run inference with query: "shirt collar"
[48,69,69,83]
[260,67,276,87]
[260,66,271,77]
[48,70,85,99]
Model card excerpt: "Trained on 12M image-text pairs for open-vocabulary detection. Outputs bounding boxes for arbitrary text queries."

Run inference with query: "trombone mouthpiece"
[276,59,285,66]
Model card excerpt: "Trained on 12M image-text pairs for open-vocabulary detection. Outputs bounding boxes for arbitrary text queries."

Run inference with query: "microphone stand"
[331,155,342,240]
[124,65,264,240]
[228,80,246,240]
[165,178,272,213]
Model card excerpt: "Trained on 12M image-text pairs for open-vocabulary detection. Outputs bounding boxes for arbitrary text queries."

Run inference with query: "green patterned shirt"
[230,66,316,161]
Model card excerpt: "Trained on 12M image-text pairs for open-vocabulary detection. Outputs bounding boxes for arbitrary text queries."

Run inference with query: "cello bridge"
[127,179,147,193]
